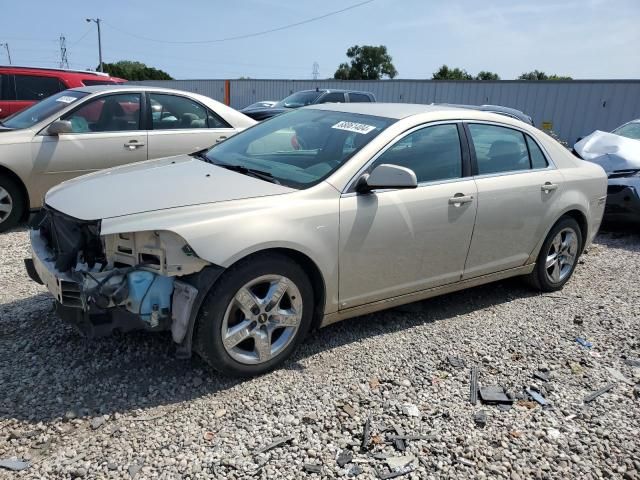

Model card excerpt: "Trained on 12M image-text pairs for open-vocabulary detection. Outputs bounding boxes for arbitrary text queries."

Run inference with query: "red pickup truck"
[0,66,125,118]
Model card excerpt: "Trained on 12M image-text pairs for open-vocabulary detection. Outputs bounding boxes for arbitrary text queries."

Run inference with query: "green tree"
[432,65,473,80]
[518,70,572,80]
[334,45,398,80]
[475,70,500,80]
[101,60,173,81]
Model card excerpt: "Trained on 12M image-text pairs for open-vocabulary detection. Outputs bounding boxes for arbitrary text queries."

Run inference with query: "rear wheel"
[0,176,25,233]
[526,216,582,292]
[194,253,314,376]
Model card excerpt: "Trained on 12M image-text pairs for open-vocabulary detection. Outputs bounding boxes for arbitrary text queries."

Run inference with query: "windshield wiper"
[211,162,280,185]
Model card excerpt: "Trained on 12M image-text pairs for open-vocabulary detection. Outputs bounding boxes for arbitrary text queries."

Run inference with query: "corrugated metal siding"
[132,79,640,144]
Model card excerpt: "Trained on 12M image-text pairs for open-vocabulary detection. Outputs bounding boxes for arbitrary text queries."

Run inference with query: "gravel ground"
[0,227,639,479]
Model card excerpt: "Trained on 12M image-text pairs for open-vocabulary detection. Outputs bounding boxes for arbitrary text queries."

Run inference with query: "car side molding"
[320,264,535,327]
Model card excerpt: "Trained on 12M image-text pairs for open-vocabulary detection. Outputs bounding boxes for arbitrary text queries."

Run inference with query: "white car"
[26,104,607,376]
[0,85,255,232]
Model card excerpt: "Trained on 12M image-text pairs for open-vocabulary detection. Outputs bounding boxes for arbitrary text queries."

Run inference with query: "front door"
[339,123,477,309]
[463,122,564,278]
[146,93,235,158]
[30,93,147,202]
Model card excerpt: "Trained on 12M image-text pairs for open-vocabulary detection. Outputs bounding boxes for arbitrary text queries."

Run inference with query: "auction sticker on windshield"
[56,96,77,103]
[332,121,376,135]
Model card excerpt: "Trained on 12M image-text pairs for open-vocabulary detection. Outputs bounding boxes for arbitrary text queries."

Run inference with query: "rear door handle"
[448,194,474,206]
[541,182,558,192]
[124,141,145,150]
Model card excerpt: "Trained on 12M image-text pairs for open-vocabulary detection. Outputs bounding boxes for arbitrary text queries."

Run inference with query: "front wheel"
[526,216,583,292]
[194,253,314,376]
[0,176,25,233]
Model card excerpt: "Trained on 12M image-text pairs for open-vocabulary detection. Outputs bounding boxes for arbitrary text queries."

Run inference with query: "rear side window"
[149,93,230,129]
[349,93,372,103]
[468,124,530,175]
[370,124,462,183]
[526,135,548,169]
[317,92,345,104]
[14,75,65,101]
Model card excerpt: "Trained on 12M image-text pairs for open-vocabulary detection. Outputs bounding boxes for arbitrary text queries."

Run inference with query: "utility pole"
[86,18,103,71]
[59,35,69,69]
[312,61,319,80]
[0,43,11,64]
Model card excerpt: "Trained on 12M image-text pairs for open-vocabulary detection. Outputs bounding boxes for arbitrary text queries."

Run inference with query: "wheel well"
[228,248,327,330]
[0,165,30,221]
[562,210,588,251]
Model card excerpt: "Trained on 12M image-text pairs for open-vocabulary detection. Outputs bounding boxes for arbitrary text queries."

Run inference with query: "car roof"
[0,65,114,77]
[69,84,206,95]
[297,88,372,95]
[307,102,466,119]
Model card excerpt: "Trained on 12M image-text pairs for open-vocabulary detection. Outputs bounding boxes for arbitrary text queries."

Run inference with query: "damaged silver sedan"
[26,104,607,376]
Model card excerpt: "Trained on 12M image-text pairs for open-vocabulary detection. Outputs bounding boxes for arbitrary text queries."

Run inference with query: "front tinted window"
[371,124,462,183]
[468,124,530,174]
[613,122,640,140]
[62,93,141,132]
[14,75,64,101]
[2,90,88,129]
[205,109,394,189]
[349,93,372,103]
[275,91,322,108]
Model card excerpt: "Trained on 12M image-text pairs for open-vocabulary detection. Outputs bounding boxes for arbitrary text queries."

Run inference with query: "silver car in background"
[26,104,607,376]
[0,85,256,232]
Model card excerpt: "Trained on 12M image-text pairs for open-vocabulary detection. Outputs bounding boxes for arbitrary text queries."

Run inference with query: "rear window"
[14,74,65,101]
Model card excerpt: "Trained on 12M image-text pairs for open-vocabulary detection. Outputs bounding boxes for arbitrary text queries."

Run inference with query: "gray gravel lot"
[1,228,639,479]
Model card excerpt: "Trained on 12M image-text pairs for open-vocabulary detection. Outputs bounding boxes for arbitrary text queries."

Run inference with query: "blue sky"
[2,0,639,79]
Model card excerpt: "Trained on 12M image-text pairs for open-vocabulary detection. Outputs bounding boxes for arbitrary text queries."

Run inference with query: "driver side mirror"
[355,164,418,193]
[47,120,73,136]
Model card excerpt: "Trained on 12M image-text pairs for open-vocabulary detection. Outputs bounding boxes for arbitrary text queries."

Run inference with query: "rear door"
[29,92,147,202]
[0,73,13,118]
[339,123,477,308]
[462,122,564,278]
[146,92,235,158]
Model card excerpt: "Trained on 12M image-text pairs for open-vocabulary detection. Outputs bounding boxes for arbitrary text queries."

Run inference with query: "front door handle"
[124,141,145,150]
[215,136,228,143]
[541,182,558,192]
[448,194,474,206]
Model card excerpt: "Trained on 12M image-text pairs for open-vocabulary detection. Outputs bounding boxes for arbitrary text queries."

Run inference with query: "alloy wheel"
[221,274,303,365]
[0,187,13,225]
[545,227,578,283]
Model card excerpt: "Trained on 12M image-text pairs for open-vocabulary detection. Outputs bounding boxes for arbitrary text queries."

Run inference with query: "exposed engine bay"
[27,207,213,348]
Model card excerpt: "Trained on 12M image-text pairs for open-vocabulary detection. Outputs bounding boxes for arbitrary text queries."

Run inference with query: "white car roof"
[307,102,463,119]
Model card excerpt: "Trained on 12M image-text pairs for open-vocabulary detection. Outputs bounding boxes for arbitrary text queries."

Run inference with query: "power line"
[102,0,375,45]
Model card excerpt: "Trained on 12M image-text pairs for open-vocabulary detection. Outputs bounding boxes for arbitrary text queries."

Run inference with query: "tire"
[526,216,583,292]
[194,253,314,376]
[0,176,25,233]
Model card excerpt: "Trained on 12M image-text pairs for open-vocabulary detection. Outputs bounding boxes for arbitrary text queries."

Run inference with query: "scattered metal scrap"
[533,371,550,382]
[447,356,465,369]
[474,410,488,428]
[479,386,512,405]
[624,358,640,368]
[469,367,479,405]
[361,418,372,451]
[390,424,406,452]
[337,450,353,468]
[576,337,593,349]
[376,464,415,479]
[526,388,550,407]
[254,436,293,455]
[0,458,31,471]
[584,383,616,403]
[303,463,323,474]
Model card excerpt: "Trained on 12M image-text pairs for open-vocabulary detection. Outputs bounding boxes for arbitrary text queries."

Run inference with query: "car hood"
[244,107,289,120]
[45,154,296,221]
[574,130,640,173]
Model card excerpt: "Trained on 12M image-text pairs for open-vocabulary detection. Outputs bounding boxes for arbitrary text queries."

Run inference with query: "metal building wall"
[133,79,640,144]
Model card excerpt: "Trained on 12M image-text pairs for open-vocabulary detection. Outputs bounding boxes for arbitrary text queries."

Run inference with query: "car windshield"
[2,90,89,129]
[204,108,394,189]
[613,122,640,140]
[275,91,323,109]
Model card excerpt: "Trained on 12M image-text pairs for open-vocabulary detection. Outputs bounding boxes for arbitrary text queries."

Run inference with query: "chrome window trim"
[464,120,557,178]
[343,120,467,194]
